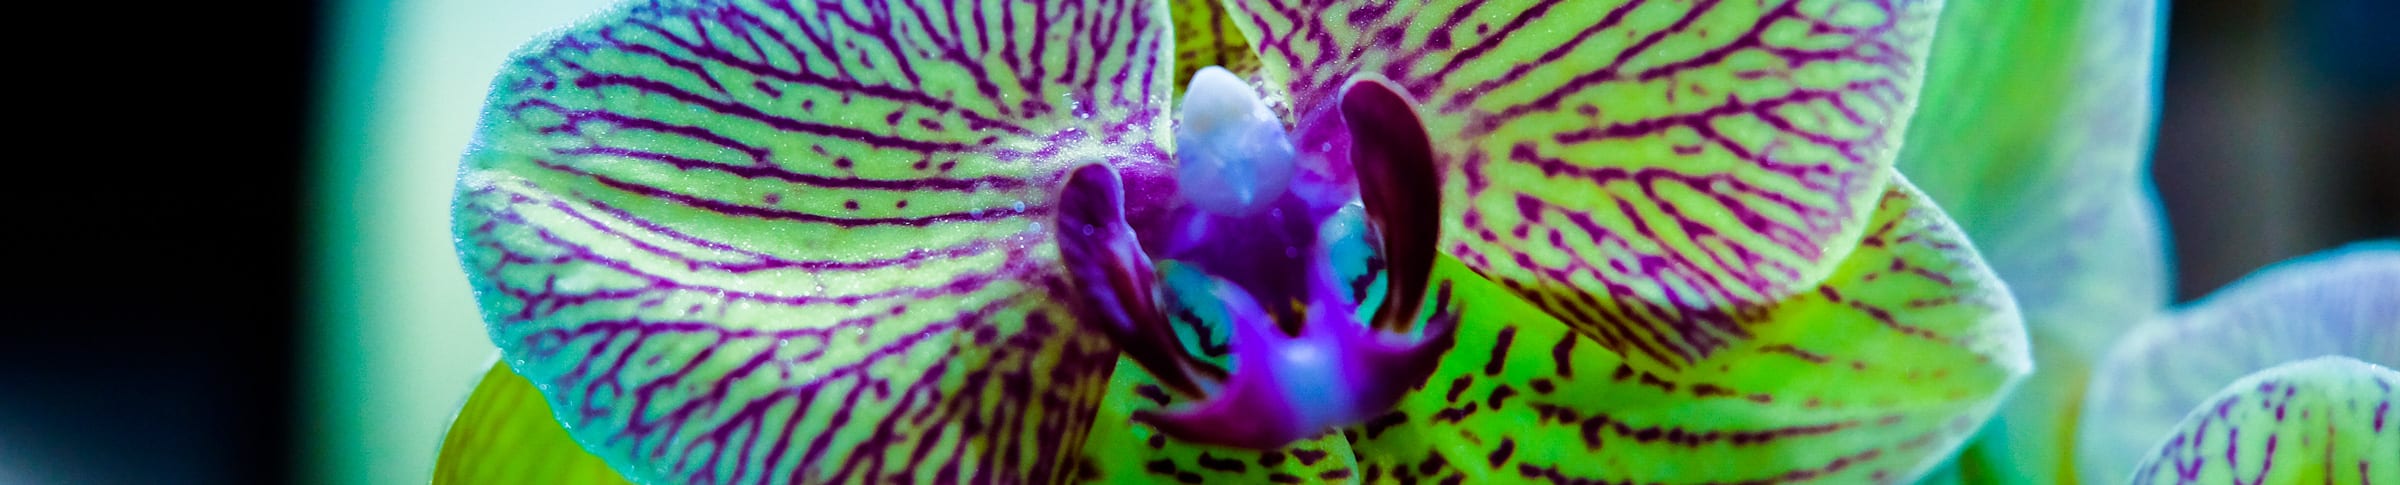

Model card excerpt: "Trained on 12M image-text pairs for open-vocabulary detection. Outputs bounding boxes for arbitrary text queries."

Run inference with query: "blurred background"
[2,0,2391,483]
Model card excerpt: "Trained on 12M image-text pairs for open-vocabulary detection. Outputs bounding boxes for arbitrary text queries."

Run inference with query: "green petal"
[436,358,634,485]
[1901,0,2169,365]
[1346,176,2028,483]
[1073,358,1363,483]
[1895,0,2169,478]
[2125,357,2400,485]
[1225,0,1948,374]
[1169,0,1260,95]
[1945,188,2170,485]
[2079,242,2400,483]
[449,0,1174,482]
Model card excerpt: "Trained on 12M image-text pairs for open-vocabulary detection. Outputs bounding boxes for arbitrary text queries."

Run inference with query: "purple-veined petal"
[1074,359,1364,483]
[2079,241,2400,483]
[1168,0,1262,95]
[1342,177,2029,483]
[2126,357,2400,484]
[449,0,1175,482]
[1225,0,1945,373]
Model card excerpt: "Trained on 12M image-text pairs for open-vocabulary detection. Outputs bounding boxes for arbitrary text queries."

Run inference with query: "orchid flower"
[2078,243,2400,484]
[436,0,2038,482]
[1883,0,2400,479]
[1885,0,2176,480]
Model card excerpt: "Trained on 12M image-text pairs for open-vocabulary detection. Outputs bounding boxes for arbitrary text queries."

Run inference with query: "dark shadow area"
[3,1,319,483]
[2153,0,2400,301]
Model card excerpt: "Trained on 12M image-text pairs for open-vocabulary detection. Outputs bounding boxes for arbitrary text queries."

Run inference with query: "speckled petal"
[2126,357,2400,485]
[449,0,1175,482]
[2080,241,2400,483]
[1225,0,1947,374]
[1074,358,1365,484]
[1343,177,2028,483]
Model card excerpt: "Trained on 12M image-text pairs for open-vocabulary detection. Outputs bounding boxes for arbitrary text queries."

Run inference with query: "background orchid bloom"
[1883,0,2400,480]
[1885,0,2175,480]
[438,0,2034,483]
[2079,243,2399,484]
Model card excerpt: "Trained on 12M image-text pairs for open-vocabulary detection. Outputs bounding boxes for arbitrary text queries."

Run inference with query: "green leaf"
[2125,357,2400,485]
[436,358,634,485]
[2080,241,2400,483]
[449,0,1175,482]
[1223,0,1949,375]
[1344,176,2029,483]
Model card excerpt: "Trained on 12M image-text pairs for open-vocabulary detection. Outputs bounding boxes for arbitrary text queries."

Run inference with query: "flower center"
[1055,67,1457,449]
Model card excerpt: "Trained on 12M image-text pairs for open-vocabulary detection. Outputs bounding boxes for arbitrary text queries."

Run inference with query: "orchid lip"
[1055,71,1453,449]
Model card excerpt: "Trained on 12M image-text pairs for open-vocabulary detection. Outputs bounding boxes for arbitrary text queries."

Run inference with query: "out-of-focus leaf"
[449,0,1176,482]
[2125,357,2400,485]
[1895,0,2169,479]
[2080,241,2400,483]
[1345,178,2029,483]
[1223,0,1951,377]
[436,358,633,485]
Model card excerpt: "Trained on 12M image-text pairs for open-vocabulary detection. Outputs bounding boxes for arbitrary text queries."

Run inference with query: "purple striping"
[570,73,986,153]
[1437,0,1654,112]
[1407,0,1585,96]
[557,196,998,273]
[536,159,1040,228]
[517,101,770,161]
[602,26,736,96]
[1630,4,1903,83]
[547,145,1033,193]
[2377,400,2388,432]
[1496,149,1838,267]
[472,187,1044,313]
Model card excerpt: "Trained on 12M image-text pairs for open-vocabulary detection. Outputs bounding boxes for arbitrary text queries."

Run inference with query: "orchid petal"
[2079,242,2400,483]
[435,359,633,485]
[2125,357,2400,485]
[1168,0,1261,93]
[448,0,1176,481]
[1346,177,2028,483]
[1882,0,2169,477]
[1225,0,1947,373]
[1074,359,1364,483]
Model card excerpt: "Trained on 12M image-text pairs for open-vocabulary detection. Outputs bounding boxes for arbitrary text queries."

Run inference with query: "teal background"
[308,1,614,484]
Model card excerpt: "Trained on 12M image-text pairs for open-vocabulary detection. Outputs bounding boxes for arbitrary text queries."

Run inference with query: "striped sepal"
[1342,177,2027,483]
[450,0,1174,482]
[1224,0,1945,373]
[2128,357,2400,485]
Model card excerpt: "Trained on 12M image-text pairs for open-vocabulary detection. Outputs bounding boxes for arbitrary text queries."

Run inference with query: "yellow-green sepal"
[435,358,634,485]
